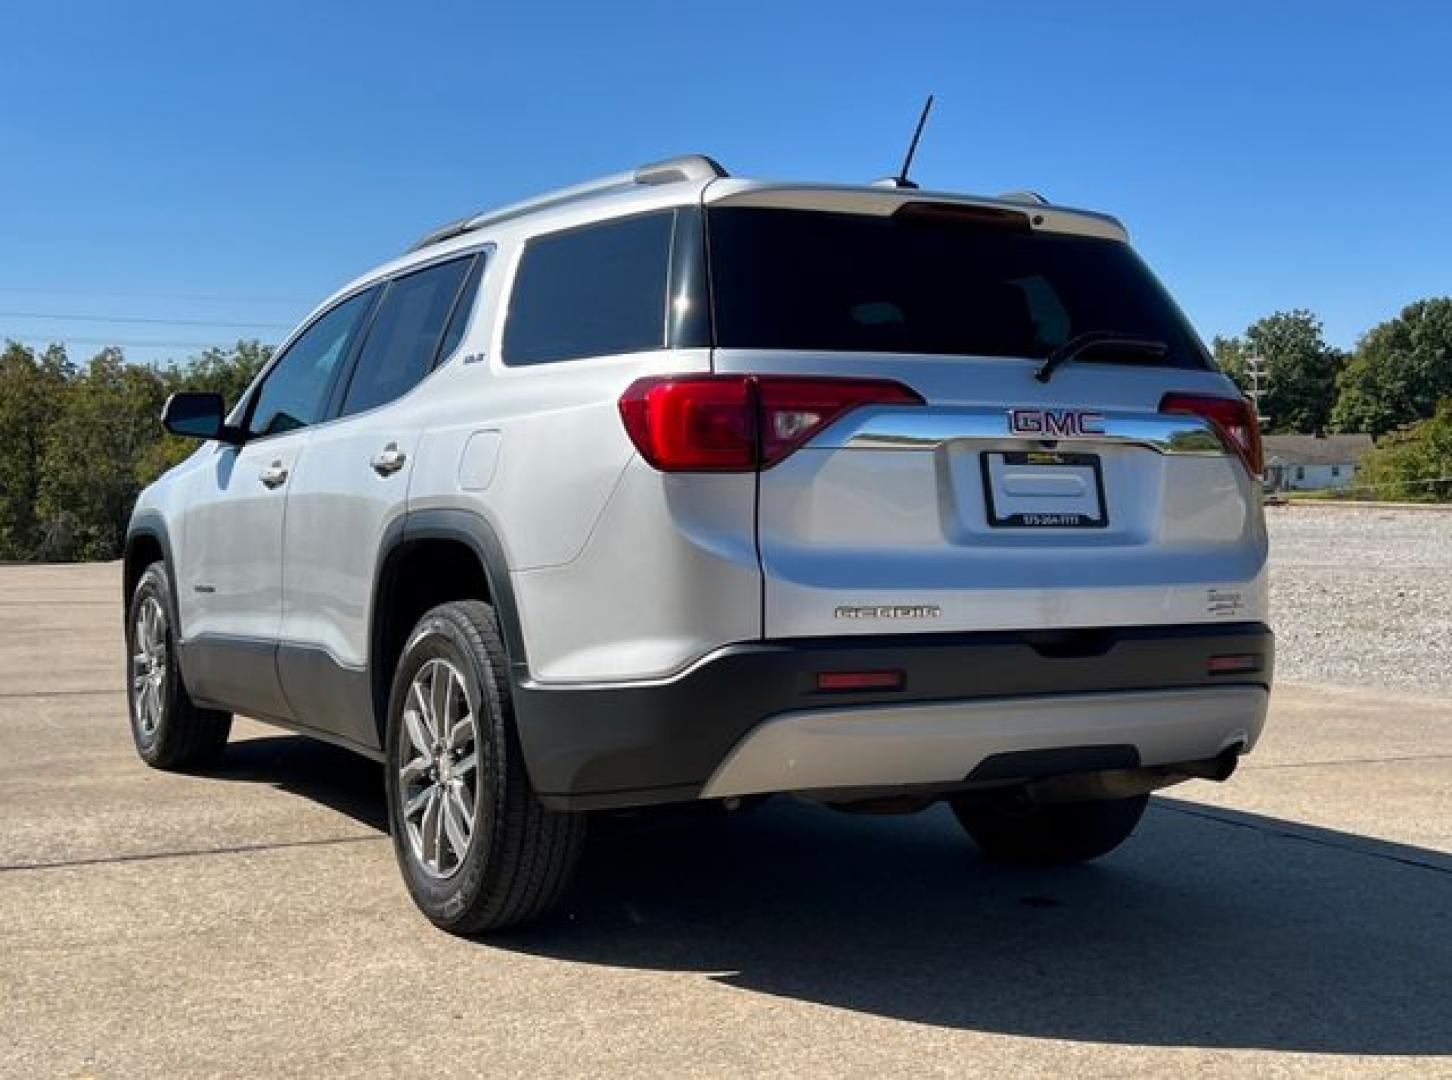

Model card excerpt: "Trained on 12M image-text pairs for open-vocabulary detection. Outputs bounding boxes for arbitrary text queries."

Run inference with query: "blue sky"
[2,0,1449,367]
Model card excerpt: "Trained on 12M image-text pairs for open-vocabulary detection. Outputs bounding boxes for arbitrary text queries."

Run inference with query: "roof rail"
[634,154,727,185]
[406,154,728,253]
[408,215,475,252]
[997,189,1049,205]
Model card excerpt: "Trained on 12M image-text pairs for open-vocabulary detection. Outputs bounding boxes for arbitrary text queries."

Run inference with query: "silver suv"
[125,155,1272,932]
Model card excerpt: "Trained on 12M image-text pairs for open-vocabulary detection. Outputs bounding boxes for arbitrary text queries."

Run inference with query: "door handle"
[259,460,289,489]
[370,444,408,477]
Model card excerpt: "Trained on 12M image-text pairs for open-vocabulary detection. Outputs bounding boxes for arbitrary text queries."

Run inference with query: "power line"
[0,309,291,330]
[4,333,275,350]
[0,284,305,306]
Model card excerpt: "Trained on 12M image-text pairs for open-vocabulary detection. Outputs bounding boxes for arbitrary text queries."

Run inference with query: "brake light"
[1159,392,1264,477]
[619,375,923,472]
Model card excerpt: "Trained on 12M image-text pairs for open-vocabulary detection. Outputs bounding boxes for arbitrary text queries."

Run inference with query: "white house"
[1262,433,1374,492]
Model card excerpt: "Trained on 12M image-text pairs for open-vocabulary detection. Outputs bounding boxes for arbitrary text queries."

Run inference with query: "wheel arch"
[123,512,180,633]
[368,509,526,747]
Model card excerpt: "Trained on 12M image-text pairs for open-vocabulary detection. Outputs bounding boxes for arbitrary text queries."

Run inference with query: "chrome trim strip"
[840,407,1226,456]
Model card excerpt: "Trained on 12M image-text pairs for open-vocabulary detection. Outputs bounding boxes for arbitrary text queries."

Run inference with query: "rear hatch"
[704,190,1267,639]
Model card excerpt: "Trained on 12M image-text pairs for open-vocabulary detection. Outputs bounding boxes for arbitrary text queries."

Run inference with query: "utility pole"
[1245,355,1269,425]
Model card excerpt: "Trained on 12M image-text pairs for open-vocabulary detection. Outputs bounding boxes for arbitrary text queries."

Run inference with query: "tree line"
[1212,296,1452,500]
[0,340,269,562]
[1,293,1449,565]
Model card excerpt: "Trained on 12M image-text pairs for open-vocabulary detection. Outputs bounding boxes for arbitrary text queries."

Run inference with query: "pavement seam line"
[1241,753,1452,770]
[0,833,387,873]
[1159,803,1452,876]
[0,689,122,699]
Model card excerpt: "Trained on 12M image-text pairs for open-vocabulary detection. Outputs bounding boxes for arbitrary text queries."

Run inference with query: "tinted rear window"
[340,255,473,418]
[502,211,673,365]
[706,207,1210,368]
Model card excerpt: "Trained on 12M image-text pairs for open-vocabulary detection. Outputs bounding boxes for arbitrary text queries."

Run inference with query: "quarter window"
[247,289,376,437]
[502,211,674,365]
[340,256,475,418]
[436,255,485,363]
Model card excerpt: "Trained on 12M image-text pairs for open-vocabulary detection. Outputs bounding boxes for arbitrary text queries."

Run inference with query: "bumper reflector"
[1207,654,1261,675]
[816,670,905,692]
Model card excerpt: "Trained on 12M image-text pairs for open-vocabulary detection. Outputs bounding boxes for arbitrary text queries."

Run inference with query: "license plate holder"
[981,451,1108,529]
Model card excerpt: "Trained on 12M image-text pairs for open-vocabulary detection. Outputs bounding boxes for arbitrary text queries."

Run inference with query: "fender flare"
[368,507,529,724]
[123,511,183,638]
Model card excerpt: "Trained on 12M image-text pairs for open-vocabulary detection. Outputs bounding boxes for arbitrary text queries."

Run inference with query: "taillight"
[619,375,923,472]
[618,376,756,471]
[1159,392,1264,477]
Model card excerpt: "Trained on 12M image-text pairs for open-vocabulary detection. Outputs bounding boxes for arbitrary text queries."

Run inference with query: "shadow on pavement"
[211,735,1452,1055]
[516,798,1452,1055]
[208,734,388,832]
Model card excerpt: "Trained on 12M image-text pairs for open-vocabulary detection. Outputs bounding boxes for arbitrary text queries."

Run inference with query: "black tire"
[951,792,1149,866]
[125,562,232,770]
[384,600,585,934]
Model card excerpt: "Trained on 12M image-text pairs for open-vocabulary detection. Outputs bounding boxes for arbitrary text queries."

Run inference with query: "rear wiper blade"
[1035,331,1169,383]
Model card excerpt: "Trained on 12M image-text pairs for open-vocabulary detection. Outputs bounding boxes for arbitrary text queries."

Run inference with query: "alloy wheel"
[131,596,168,740]
[398,658,481,879]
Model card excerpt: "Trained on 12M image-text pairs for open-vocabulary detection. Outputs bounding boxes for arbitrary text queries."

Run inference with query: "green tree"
[1355,399,1452,501]
[0,342,73,559]
[0,337,271,562]
[1211,335,1251,394]
[140,340,271,479]
[1237,310,1343,434]
[34,349,169,560]
[1331,297,1452,437]
[168,338,271,406]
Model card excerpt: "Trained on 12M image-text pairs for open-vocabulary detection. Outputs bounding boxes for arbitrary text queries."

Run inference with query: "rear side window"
[340,256,474,418]
[502,211,673,365]
[706,206,1211,369]
[247,288,376,437]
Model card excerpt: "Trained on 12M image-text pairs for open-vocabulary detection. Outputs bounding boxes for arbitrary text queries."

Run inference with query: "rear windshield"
[706,206,1210,369]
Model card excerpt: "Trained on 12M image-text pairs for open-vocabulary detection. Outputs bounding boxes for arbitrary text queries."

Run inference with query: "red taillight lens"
[618,376,756,471]
[1159,392,1265,477]
[816,670,905,692]
[1207,654,1261,675]
[756,377,922,466]
[619,375,922,472]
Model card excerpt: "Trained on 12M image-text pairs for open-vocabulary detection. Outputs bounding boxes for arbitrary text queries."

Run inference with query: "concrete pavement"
[1,562,1449,1077]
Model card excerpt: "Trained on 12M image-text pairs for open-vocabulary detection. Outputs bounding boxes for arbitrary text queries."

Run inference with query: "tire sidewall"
[125,565,180,764]
[955,793,1149,864]
[385,607,507,928]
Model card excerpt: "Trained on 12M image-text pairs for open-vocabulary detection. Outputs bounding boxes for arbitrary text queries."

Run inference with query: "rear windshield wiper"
[1035,331,1169,383]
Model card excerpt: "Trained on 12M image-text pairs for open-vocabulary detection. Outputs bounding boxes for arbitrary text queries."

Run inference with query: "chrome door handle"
[370,444,408,477]
[259,460,289,488]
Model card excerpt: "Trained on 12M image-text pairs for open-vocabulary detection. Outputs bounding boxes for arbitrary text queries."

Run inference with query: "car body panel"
[125,160,1272,810]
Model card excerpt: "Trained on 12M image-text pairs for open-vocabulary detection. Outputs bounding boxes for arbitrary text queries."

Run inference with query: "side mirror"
[161,392,243,444]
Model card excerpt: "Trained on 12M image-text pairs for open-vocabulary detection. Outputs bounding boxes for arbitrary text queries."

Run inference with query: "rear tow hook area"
[1022,745,1243,806]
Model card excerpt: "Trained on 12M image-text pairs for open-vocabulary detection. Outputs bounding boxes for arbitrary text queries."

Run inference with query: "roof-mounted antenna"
[875,95,934,190]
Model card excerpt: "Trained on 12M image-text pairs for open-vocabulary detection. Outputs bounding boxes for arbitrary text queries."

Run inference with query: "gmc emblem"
[1008,408,1106,438]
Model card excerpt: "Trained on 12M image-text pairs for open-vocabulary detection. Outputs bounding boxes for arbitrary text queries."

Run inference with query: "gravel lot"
[1267,503,1452,695]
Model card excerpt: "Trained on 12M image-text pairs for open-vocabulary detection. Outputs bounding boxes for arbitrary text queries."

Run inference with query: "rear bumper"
[511,621,1273,811]
[701,685,1266,799]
